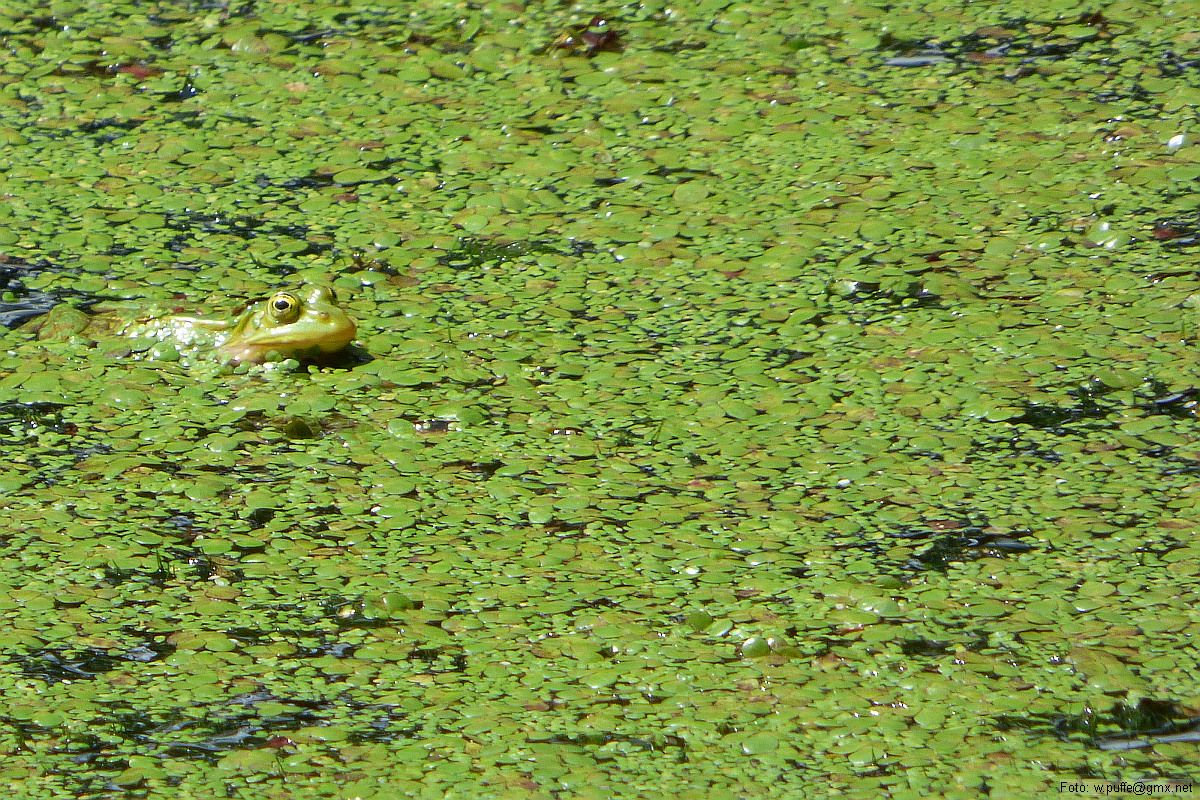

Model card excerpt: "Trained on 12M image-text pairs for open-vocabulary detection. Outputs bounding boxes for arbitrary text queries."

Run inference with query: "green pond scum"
[0,0,1199,797]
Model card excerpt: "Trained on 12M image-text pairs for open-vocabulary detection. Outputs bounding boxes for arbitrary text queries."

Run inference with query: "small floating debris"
[883,52,951,67]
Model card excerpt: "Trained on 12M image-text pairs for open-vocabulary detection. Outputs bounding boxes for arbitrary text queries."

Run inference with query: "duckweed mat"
[1,0,1200,797]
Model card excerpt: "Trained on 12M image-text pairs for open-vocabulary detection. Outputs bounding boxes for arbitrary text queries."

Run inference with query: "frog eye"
[268,293,300,323]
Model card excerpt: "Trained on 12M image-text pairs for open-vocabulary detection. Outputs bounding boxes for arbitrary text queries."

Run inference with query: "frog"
[31,284,357,364]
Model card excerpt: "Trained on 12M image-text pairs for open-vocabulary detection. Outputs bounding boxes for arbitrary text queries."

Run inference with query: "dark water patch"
[272,160,412,193]
[1009,400,1111,430]
[1008,382,1200,440]
[296,640,358,659]
[118,630,177,663]
[286,28,337,44]
[899,636,952,656]
[24,15,60,33]
[244,507,275,529]
[996,699,1199,753]
[1158,51,1200,78]
[160,546,245,583]
[548,15,625,57]
[269,10,414,41]
[200,626,370,662]
[59,60,166,84]
[880,13,1124,69]
[347,718,422,745]
[16,647,133,683]
[162,513,197,535]
[103,549,176,587]
[759,628,835,660]
[1131,535,1190,561]
[1084,512,1150,540]
[78,116,146,144]
[68,691,418,761]
[653,38,709,54]
[162,211,267,240]
[1137,386,1200,418]
[441,459,504,478]
[976,433,1064,464]
[891,522,1035,573]
[650,165,712,181]
[0,401,71,441]
[84,693,396,761]
[827,277,943,308]
[270,410,365,437]
[534,731,687,761]
[0,261,67,327]
[158,727,267,762]
[167,109,207,128]
[1150,220,1200,248]
[156,214,331,261]
[409,646,467,673]
[1093,84,1158,107]
[1159,457,1200,476]
[593,165,713,190]
[538,520,590,537]
[277,174,340,190]
[338,249,402,277]
[436,237,565,270]
[159,77,200,103]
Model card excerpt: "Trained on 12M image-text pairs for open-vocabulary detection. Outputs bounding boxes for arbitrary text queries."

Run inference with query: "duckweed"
[0,1,1199,798]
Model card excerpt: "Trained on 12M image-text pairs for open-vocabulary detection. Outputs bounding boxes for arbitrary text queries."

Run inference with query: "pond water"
[0,1,1198,797]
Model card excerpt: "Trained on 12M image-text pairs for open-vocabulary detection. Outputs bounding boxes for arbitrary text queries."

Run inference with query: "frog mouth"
[304,312,358,353]
[220,316,357,363]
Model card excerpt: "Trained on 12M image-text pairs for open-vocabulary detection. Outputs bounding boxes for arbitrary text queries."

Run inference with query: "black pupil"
[274,298,291,311]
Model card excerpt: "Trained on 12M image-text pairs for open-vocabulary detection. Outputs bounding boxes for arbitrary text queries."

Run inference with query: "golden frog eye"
[268,293,300,323]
